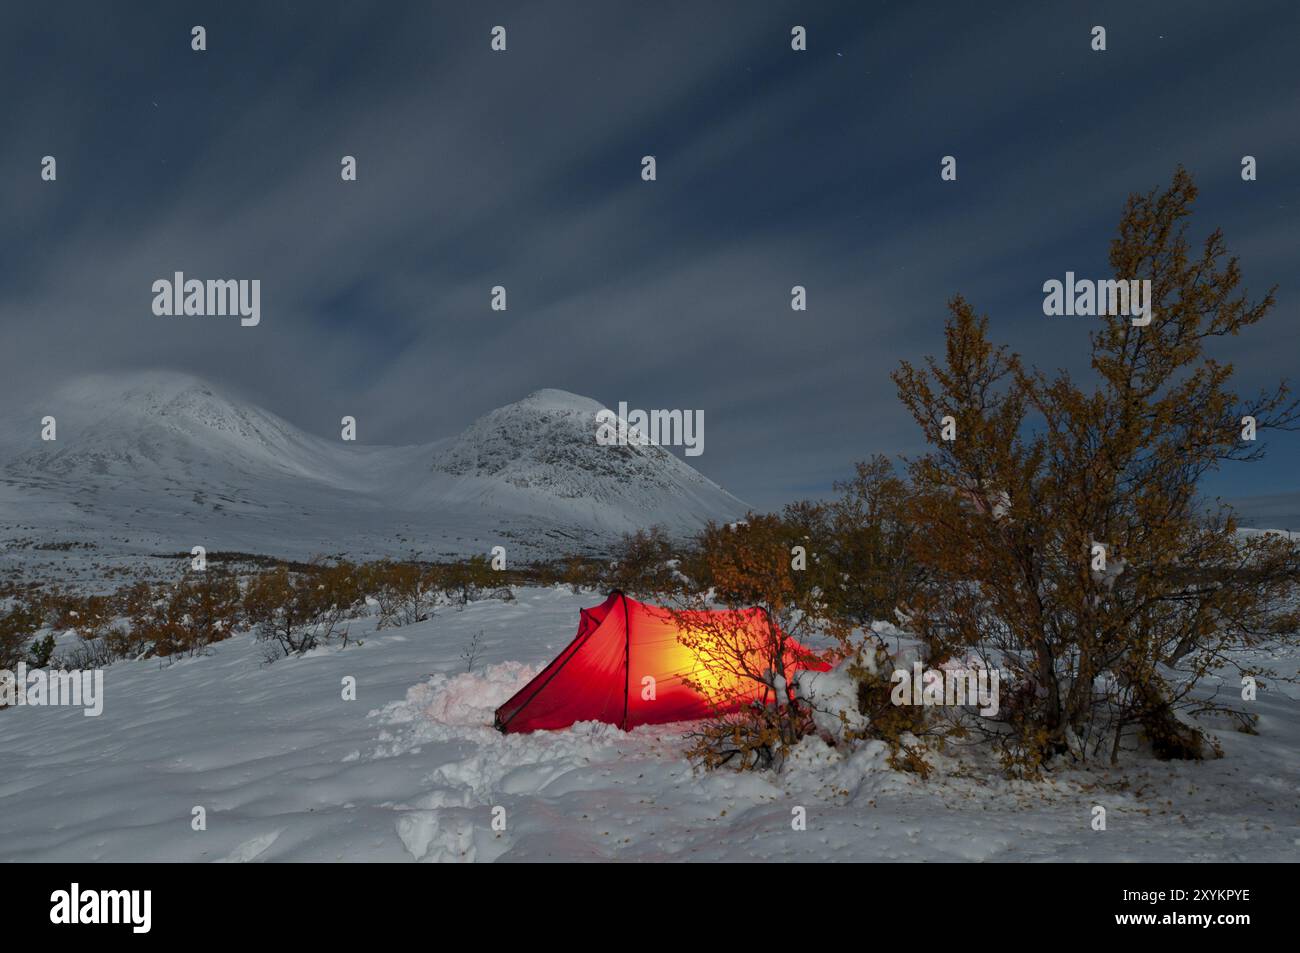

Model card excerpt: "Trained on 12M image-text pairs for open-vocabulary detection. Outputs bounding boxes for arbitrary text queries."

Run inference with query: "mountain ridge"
[0,371,747,568]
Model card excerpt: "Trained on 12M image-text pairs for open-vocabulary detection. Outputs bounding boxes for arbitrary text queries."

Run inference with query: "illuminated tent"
[494,591,829,733]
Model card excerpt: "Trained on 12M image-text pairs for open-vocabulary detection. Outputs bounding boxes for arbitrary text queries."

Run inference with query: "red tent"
[494,591,829,733]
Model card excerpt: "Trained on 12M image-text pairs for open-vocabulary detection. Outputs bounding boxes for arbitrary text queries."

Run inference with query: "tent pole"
[620,591,631,730]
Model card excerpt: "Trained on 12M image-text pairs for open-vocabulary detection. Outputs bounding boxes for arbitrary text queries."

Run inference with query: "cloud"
[1,0,1296,508]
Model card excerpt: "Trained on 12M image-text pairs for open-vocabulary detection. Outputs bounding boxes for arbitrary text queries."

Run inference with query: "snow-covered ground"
[2,587,1295,862]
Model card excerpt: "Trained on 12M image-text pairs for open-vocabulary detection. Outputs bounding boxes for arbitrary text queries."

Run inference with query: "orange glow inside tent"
[494,591,830,733]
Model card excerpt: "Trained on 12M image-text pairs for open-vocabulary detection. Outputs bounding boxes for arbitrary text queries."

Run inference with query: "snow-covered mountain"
[2,371,366,488]
[0,372,746,572]
[423,389,743,535]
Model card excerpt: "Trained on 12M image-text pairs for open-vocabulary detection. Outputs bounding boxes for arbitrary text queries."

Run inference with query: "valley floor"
[1,587,1296,862]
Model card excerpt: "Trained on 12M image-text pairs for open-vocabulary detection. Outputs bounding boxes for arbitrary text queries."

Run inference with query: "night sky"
[2,0,1297,509]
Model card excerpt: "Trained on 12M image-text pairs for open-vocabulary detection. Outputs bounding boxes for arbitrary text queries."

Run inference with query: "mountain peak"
[7,369,346,485]
[55,369,222,403]
[515,389,608,415]
[425,388,745,534]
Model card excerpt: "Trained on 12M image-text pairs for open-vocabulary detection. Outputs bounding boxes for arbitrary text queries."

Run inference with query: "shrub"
[45,591,117,641]
[603,526,681,597]
[244,561,364,659]
[674,514,843,771]
[133,571,242,658]
[366,560,438,628]
[820,456,923,628]
[0,602,43,672]
[26,632,57,668]
[892,169,1300,773]
[435,556,504,607]
[557,554,603,593]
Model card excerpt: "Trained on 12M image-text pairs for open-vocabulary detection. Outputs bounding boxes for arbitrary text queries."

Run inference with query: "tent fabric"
[494,591,830,733]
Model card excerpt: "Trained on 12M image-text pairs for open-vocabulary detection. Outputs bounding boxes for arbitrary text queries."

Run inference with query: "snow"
[2,587,1295,862]
[795,662,869,740]
[425,385,744,534]
[0,373,747,582]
